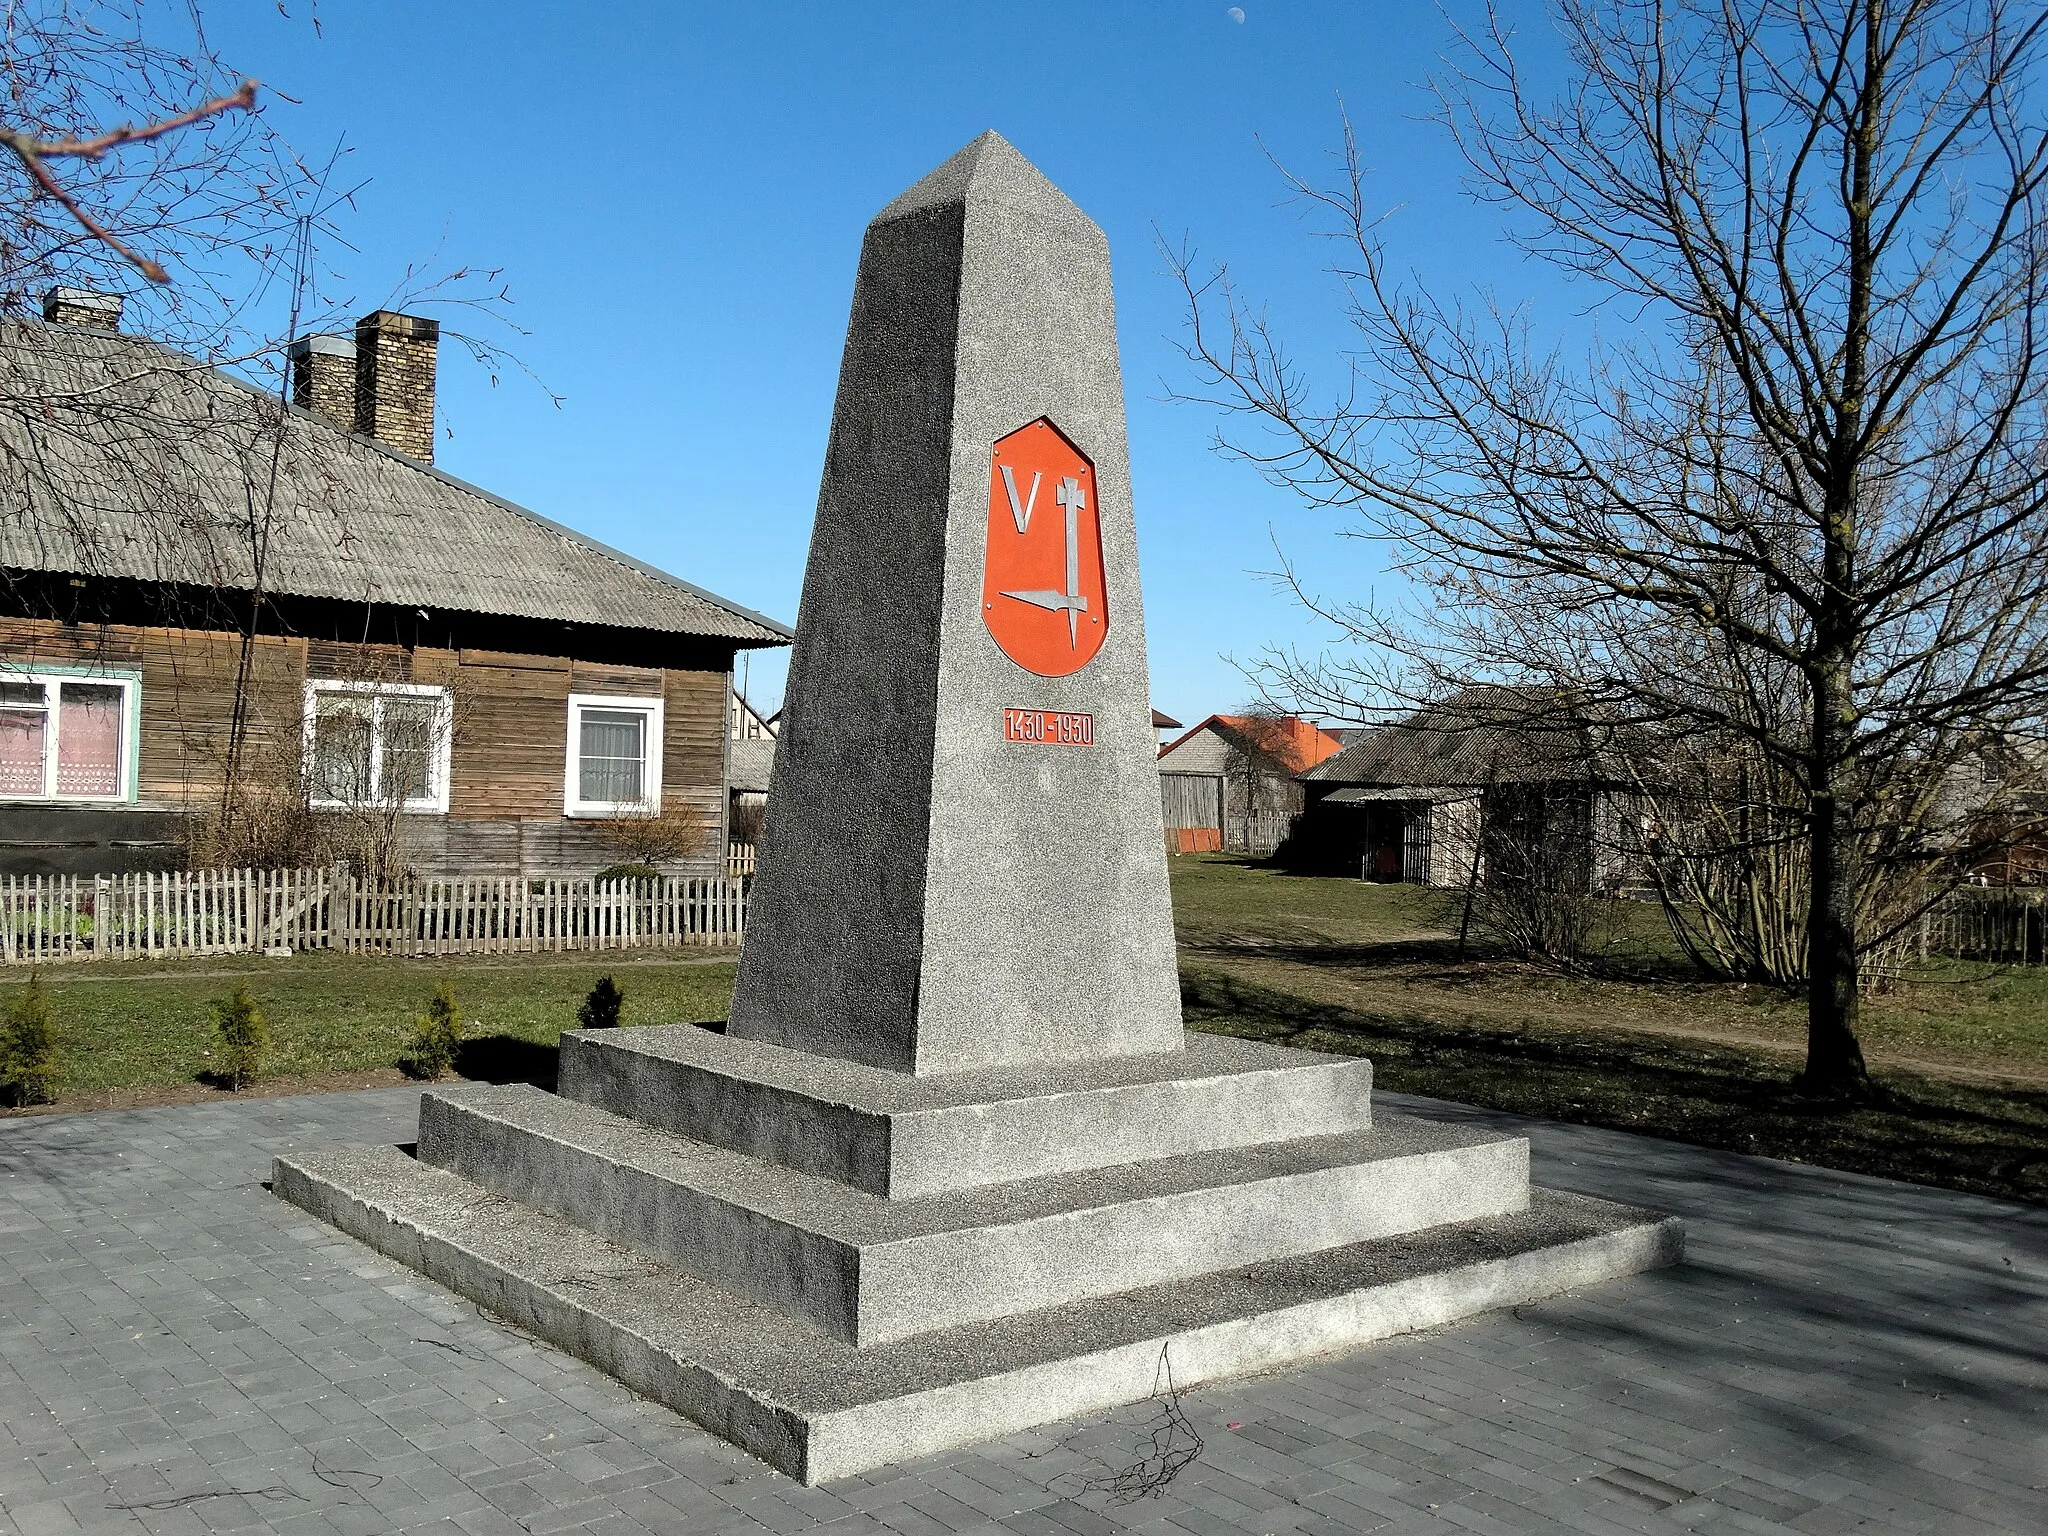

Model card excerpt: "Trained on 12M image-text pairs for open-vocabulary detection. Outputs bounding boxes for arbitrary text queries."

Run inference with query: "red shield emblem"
[981,419,1109,677]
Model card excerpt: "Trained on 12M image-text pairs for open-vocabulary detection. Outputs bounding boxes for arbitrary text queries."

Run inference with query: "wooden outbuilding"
[1291,686,1642,890]
[1158,714,1344,856]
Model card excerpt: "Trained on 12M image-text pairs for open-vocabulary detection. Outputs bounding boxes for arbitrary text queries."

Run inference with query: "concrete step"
[556,1025,1375,1197]
[413,1083,1529,1346]
[273,1141,1681,1485]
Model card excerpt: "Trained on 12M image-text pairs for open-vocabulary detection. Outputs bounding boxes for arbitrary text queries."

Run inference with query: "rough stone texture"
[558,1023,1376,1196]
[288,332,357,431]
[354,308,438,463]
[40,286,124,329]
[6,1085,2040,1533]
[413,1084,1522,1346]
[275,1139,1667,1483]
[729,133,1181,1075]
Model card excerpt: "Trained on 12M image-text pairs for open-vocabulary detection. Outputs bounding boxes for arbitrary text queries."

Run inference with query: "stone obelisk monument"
[729,132,1179,1075]
[276,134,1679,1487]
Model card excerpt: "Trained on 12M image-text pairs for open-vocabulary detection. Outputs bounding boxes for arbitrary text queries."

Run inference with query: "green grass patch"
[1183,966,2048,1206]
[1170,855,2048,1204]
[7,853,2045,1209]
[0,951,734,1098]
[1167,854,2048,1080]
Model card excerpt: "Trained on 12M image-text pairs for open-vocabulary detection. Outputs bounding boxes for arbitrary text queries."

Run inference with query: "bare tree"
[1218,709,1302,853]
[594,799,712,874]
[0,1,287,319]
[1177,0,2048,1097]
[0,4,520,859]
[1465,782,1606,970]
[300,650,464,885]
[185,641,465,884]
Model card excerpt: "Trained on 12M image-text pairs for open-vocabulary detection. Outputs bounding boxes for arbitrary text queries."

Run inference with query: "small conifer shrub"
[1,971,60,1107]
[578,975,624,1030]
[400,983,463,1080]
[210,982,270,1091]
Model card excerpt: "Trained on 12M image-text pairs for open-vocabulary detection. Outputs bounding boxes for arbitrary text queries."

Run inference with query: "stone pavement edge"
[2,1085,2042,1536]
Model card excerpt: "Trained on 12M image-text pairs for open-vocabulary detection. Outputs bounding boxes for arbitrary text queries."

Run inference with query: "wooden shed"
[1292,686,1642,891]
[1158,714,1344,856]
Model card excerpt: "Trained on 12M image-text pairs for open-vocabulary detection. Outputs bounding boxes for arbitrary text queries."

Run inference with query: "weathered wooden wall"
[0,617,730,874]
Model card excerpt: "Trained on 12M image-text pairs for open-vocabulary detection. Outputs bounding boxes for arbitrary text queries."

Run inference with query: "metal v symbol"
[999,465,1041,534]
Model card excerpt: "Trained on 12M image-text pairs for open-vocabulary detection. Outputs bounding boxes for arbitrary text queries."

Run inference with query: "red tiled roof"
[1158,714,1345,773]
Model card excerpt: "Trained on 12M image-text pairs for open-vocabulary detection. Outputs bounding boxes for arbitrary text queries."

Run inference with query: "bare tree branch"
[1175,0,2048,1098]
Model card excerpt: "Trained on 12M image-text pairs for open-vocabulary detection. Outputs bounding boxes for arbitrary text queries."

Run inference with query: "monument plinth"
[276,134,1679,1486]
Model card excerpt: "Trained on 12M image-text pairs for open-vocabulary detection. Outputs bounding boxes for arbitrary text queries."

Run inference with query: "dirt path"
[0,1066,420,1120]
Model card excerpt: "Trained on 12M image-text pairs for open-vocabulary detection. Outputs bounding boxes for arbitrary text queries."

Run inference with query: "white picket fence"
[0,867,750,965]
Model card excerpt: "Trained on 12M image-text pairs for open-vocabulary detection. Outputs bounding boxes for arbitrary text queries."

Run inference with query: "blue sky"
[199,1,1553,721]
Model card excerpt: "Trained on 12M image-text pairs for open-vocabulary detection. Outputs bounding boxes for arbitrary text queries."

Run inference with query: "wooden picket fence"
[1908,888,2048,966]
[0,866,750,965]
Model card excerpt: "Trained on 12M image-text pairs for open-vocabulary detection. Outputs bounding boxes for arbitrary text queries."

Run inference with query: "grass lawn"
[1173,855,2048,1205]
[0,950,733,1112]
[5,856,2044,1207]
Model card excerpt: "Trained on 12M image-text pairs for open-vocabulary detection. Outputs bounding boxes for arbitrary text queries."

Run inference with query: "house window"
[565,693,664,817]
[304,681,451,813]
[0,669,138,802]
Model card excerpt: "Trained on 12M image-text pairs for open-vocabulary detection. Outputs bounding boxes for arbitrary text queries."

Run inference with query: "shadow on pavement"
[454,1033,558,1091]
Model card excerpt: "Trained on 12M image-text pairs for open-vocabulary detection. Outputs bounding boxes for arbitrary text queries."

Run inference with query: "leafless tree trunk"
[1176,0,2048,1097]
[1219,709,1300,853]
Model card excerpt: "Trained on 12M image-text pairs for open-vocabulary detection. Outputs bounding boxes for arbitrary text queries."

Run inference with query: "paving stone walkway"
[2,1083,2043,1536]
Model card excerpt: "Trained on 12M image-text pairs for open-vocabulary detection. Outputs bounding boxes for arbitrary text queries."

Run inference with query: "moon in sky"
[1227,6,1245,21]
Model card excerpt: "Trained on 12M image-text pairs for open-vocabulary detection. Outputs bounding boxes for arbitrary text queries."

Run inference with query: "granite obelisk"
[728,132,1181,1076]
[274,138,1681,1489]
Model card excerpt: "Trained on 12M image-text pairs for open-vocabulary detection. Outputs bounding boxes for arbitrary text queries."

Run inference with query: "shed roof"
[1304,685,1619,788]
[1158,714,1346,773]
[1320,786,1465,805]
[729,736,776,795]
[0,322,790,645]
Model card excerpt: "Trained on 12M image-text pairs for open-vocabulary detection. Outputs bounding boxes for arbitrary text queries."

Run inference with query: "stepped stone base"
[273,1143,1682,1485]
[275,1026,1679,1480]
[415,1082,1526,1346]
[557,1026,1376,1197]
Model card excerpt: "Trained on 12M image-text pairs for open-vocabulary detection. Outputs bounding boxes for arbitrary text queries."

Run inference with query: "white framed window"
[303,680,452,814]
[0,667,139,802]
[565,693,664,817]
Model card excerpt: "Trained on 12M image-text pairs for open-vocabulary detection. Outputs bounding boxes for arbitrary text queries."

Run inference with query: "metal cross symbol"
[1000,475,1089,648]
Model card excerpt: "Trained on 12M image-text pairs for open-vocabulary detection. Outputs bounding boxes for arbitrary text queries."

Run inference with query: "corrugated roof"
[1304,685,1617,787]
[0,322,791,645]
[729,736,776,795]
[1321,786,1464,804]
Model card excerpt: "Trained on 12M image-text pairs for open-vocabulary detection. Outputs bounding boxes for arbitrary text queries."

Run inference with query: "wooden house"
[1290,685,1641,890]
[0,293,790,877]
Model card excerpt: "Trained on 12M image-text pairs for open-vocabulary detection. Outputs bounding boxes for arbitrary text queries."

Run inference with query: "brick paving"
[2,1084,2043,1535]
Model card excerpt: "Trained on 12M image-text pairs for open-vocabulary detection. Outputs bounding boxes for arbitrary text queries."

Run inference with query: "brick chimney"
[42,287,124,330]
[353,309,438,463]
[288,334,357,431]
